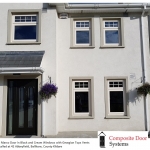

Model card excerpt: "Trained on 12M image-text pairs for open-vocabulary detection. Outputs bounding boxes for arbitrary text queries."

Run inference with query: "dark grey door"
[7,79,38,135]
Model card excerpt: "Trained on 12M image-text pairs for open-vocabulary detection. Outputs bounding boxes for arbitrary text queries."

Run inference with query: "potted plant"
[137,82,150,97]
[39,83,58,99]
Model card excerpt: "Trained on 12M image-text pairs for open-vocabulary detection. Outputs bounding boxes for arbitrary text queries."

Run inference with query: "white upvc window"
[105,77,130,119]
[103,20,120,45]
[74,20,91,45]
[12,14,38,42]
[69,77,94,119]
[100,18,124,48]
[107,80,126,115]
[7,10,41,44]
[72,80,90,115]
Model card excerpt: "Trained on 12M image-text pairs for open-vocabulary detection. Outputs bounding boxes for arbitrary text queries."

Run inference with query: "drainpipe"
[41,71,44,137]
[140,4,149,131]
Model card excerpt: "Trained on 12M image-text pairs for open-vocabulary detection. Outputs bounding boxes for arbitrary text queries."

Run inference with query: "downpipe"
[140,4,149,131]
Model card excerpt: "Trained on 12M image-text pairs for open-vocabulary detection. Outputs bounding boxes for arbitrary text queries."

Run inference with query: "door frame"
[2,75,42,137]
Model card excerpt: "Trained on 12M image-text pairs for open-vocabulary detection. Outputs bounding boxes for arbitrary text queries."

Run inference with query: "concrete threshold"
[45,131,98,138]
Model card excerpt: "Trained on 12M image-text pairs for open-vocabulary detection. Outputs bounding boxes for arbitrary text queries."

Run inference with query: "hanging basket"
[39,83,58,99]
[137,82,150,97]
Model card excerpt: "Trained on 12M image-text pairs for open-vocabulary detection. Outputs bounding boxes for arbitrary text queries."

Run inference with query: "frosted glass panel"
[19,87,24,128]
[28,87,34,127]
[8,81,13,134]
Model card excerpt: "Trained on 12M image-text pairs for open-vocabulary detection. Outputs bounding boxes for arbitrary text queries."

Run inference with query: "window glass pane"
[28,87,34,128]
[114,22,118,27]
[114,84,118,87]
[105,22,109,27]
[84,82,88,88]
[85,22,89,27]
[75,92,89,113]
[20,16,25,22]
[15,16,20,22]
[76,31,89,44]
[105,30,119,44]
[76,22,80,27]
[75,82,79,88]
[119,82,123,87]
[21,16,25,19]
[19,87,24,128]
[15,16,20,20]
[109,91,124,112]
[80,82,83,87]
[110,22,113,27]
[26,16,31,22]
[14,26,36,40]
[8,81,13,134]
[32,16,37,22]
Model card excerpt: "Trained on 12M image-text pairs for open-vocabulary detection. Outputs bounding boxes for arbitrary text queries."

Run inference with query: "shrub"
[137,82,150,97]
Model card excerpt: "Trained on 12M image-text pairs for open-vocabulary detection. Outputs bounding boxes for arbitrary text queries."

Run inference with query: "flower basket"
[39,83,58,99]
[137,82,150,97]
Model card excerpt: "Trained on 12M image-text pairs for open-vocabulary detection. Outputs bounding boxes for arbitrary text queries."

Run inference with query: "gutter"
[0,67,44,74]
[140,4,149,131]
[50,3,150,13]
[65,3,150,8]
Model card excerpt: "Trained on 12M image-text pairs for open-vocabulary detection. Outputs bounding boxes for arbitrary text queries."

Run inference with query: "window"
[75,21,91,45]
[7,10,41,44]
[13,15,37,41]
[70,18,95,48]
[100,18,124,48]
[69,77,94,118]
[105,77,130,118]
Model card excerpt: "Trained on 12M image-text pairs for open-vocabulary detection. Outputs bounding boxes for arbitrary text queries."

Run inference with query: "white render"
[0,3,150,137]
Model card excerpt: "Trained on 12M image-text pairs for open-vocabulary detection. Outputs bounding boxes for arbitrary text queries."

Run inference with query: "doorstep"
[45,131,97,138]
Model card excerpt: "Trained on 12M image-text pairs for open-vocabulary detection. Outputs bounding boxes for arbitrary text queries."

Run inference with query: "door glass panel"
[19,87,24,128]
[28,87,34,128]
[8,81,13,134]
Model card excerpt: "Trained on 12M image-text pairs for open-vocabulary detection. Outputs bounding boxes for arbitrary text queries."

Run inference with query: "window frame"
[104,77,130,119]
[69,77,94,119]
[7,9,41,45]
[70,18,95,49]
[100,18,124,48]
[74,20,91,45]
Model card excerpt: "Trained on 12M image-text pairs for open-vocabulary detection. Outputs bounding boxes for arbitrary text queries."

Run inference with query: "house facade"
[0,3,150,137]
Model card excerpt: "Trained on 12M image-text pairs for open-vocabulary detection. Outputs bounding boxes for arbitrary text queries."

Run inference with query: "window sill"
[105,116,130,119]
[69,116,94,119]
[70,46,95,49]
[100,45,125,48]
[6,42,41,45]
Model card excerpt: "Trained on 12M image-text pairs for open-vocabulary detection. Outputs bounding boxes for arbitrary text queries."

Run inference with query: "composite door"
[7,79,38,135]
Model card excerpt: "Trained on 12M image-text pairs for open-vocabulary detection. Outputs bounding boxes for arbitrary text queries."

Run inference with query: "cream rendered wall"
[56,13,150,131]
[0,3,57,136]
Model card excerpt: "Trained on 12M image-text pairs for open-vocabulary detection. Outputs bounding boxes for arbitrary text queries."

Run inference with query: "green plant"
[137,82,150,97]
